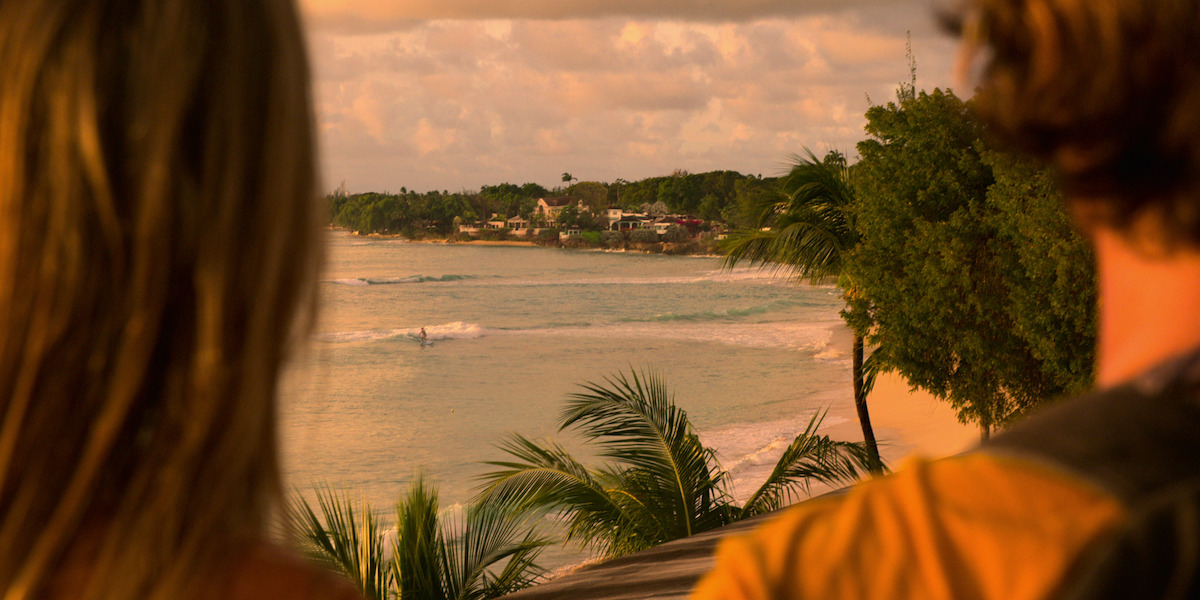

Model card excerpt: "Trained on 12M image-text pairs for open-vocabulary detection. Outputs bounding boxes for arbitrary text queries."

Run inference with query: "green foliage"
[580,231,601,244]
[601,230,626,249]
[556,204,581,229]
[289,477,549,600]
[630,228,659,244]
[571,182,609,215]
[478,228,511,242]
[720,149,856,285]
[984,151,1096,394]
[662,224,689,244]
[848,88,1095,437]
[478,369,875,558]
[289,487,391,600]
[328,172,776,237]
[718,148,882,471]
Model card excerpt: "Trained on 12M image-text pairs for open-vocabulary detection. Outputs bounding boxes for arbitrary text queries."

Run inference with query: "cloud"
[308,6,961,194]
[300,0,936,33]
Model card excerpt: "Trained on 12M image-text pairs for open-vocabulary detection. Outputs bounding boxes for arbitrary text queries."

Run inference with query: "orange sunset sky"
[298,0,959,194]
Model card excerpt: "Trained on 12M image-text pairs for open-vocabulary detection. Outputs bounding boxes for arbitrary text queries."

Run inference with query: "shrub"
[663,224,689,243]
[631,228,659,243]
[601,230,626,248]
[479,228,511,241]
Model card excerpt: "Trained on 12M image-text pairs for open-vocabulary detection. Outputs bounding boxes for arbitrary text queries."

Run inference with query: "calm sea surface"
[280,232,852,565]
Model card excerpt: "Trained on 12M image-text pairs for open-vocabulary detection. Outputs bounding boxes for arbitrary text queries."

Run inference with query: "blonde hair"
[0,0,320,598]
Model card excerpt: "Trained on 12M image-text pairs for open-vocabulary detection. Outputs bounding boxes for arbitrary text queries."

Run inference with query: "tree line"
[327,171,782,237]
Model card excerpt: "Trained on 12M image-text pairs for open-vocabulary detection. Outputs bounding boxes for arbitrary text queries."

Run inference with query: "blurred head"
[0,0,319,597]
[952,0,1200,246]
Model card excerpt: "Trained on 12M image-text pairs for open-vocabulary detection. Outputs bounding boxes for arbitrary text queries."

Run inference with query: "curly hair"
[951,0,1200,244]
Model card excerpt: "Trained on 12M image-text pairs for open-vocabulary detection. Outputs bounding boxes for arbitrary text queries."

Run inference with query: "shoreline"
[823,323,977,468]
[339,229,717,256]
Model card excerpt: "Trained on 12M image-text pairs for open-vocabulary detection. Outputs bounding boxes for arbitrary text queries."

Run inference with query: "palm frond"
[739,410,880,518]
[446,500,551,600]
[395,474,447,600]
[476,434,639,556]
[721,147,858,285]
[559,369,730,539]
[287,487,392,600]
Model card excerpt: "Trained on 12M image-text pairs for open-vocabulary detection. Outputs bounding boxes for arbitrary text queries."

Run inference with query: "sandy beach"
[355,230,538,247]
[823,324,978,469]
[451,239,537,247]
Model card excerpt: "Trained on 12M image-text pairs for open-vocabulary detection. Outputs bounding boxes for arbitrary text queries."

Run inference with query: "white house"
[652,217,676,235]
[611,214,651,231]
[507,215,530,235]
[535,197,584,227]
[604,207,623,229]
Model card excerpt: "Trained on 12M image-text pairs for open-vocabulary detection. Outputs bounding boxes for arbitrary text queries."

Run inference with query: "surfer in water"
[419,327,429,346]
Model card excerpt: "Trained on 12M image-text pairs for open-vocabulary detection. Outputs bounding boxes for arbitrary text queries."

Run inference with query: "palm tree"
[719,149,883,473]
[477,368,875,558]
[289,476,549,600]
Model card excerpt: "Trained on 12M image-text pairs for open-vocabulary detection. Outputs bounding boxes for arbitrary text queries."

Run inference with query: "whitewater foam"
[324,274,473,286]
[318,321,486,344]
[701,411,851,504]
[503,319,842,353]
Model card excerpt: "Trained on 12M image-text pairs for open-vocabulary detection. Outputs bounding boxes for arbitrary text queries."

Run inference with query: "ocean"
[279,232,854,566]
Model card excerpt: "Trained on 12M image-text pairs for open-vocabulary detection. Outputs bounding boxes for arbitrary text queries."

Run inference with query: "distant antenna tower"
[899,31,917,101]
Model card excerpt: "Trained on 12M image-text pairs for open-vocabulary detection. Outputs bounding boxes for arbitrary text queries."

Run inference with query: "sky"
[298,0,962,195]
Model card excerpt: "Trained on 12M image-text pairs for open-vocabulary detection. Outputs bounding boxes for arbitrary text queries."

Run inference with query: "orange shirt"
[691,454,1125,600]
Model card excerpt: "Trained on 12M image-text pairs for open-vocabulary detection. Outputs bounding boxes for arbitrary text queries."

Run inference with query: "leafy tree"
[478,369,875,558]
[663,224,690,243]
[575,209,603,232]
[570,181,609,215]
[520,182,550,198]
[729,179,784,229]
[556,204,581,229]
[848,89,1092,439]
[289,477,548,600]
[719,149,882,471]
[984,151,1096,394]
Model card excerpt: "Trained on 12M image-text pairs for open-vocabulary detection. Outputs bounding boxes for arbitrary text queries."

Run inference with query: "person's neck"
[1094,227,1200,387]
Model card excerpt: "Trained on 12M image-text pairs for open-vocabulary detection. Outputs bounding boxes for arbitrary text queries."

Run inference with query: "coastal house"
[535,197,584,227]
[612,214,651,231]
[604,207,624,229]
[506,215,530,235]
[483,214,507,229]
[653,215,703,235]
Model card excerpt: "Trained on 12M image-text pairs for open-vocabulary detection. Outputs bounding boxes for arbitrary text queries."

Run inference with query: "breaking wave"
[318,321,485,344]
[325,274,473,286]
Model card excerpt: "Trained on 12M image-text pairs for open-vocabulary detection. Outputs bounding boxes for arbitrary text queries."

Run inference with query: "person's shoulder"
[693,453,1126,600]
[221,542,362,600]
